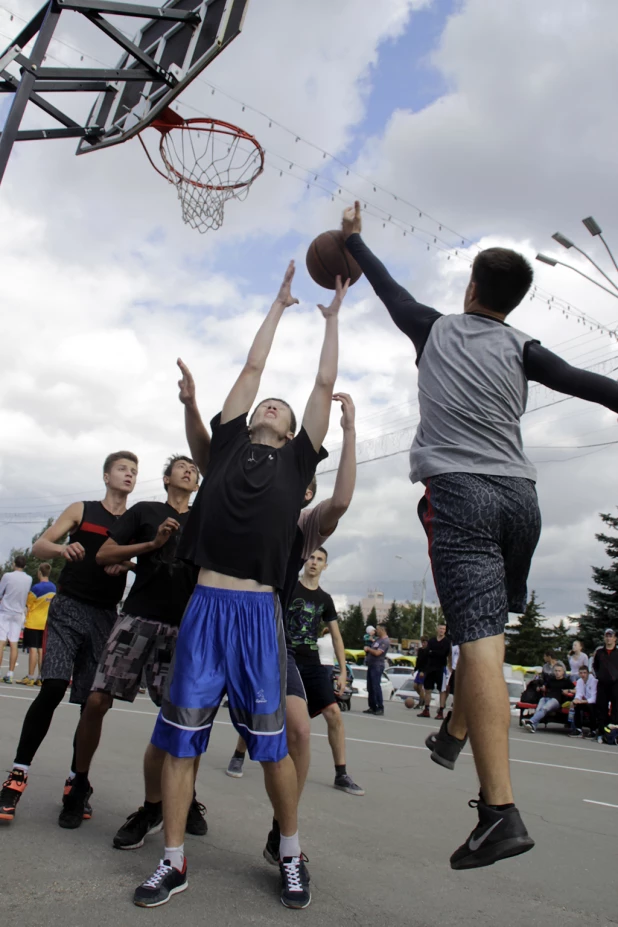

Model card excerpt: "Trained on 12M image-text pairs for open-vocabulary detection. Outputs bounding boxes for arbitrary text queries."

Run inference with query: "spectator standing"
[524,664,574,733]
[364,625,390,716]
[317,627,336,667]
[363,625,376,664]
[17,564,56,687]
[0,556,33,683]
[417,624,450,719]
[406,636,429,709]
[568,640,588,683]
[568,665,597,737]
[592,629,618,736]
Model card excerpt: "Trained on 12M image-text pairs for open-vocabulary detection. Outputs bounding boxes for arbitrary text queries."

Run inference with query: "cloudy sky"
[1,0,617,623]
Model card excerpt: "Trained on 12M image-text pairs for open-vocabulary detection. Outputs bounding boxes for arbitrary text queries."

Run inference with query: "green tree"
[546,619,572,665]
[505,591,548,665]
[339,604,366,649]
[384,600,401,639]
[0,519,66,586]
[578,512,618,653]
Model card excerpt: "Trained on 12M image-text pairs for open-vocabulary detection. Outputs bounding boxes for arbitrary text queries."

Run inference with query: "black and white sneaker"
[133,859,188,907]
[425,710,468,770]
[185,797,207,836]
[334,773,365,796]
[450,799,535,870]
[279,855,311,909]
[263,826,280,866]
[113,806,163,850]
[523,720,536,734]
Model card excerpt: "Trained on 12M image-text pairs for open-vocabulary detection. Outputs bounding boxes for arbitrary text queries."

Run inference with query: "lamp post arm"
[598,234,618,275]
[570,243,618,292]
[553,259,618,300]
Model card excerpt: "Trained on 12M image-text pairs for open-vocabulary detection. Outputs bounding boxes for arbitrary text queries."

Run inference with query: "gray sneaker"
[226,755,245,778]
[334,773,365,796]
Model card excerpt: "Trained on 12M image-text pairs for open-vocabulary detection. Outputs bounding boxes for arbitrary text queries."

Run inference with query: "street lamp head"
[582,216,602,237]
[536,253,558,266]
[552,232,574,249]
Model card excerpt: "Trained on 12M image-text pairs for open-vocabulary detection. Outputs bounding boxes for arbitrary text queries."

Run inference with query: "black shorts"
[423,669,444,693]
[23,628,44,650]
[296,661,336,717]
[91,613,178,707]
[418,473,541,645]
[286,650,306,701]
[448,668,457,696]
[41,594,117,704]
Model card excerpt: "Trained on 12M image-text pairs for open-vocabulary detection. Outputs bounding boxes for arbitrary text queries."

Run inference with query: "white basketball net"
[158,122,263,233]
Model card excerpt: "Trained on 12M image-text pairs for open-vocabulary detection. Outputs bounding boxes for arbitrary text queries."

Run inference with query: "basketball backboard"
[77,0,250,154]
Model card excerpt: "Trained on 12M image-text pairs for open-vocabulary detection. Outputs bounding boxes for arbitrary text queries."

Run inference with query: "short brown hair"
[471,247,533,315]
[162,455,198,491]
[38,562,52,578]
[302,474,318,510]
[103,451,138,474]
[14,555,27,569]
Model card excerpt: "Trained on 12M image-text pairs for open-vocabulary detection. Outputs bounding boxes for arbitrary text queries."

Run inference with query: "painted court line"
[583,799,618,808]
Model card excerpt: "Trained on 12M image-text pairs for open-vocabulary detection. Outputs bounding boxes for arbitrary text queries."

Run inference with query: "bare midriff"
[197,567,274,594]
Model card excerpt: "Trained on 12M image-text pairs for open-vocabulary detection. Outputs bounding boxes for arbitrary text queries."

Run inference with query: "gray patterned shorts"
[418,473,542,645]
[91,612,178,707]
[41,594,118,705]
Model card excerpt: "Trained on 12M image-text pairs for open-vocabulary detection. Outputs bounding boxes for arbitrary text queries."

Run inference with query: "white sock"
[279,832,301,860]
[6,670,13,678]
[68,771,76,781]
[164,845,185,871]
[13,763,29,774]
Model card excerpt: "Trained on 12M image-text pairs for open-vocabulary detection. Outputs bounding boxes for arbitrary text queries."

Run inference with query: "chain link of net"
[159,125,262,233]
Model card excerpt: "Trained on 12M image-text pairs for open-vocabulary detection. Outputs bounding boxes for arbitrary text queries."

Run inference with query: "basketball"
[404,697,416,710]
[306,230,363,290]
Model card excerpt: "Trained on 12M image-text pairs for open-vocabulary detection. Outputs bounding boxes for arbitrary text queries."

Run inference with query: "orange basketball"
[306,230,363,290]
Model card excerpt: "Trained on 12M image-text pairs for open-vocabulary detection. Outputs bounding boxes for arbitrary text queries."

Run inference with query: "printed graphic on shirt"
[287,582,338,664]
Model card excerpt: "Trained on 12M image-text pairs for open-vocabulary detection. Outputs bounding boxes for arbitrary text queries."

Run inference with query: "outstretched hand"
[274,260,299,309]
[177,358,196,407]
[333,392,355,431]
[342,200,362,238]
[317,275,349,319]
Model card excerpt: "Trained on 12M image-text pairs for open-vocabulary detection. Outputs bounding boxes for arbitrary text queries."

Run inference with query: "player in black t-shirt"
[417,625,450,719]
[0,452,138,826]
[287,548,364,797]
[134,262,347,912]
[58,456,205,837]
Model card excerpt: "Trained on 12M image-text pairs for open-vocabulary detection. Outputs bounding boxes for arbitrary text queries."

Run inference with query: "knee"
[40,678,69,706]
[287,716,311,754]
[323,704,342,728]
[86,692,113,716]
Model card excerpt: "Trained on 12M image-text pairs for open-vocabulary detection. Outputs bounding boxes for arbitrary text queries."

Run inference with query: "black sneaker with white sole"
[450,799,535,870]
[133,859,188,907]
[279,856,311,909]
[334,773,365,796]
[263,826,280,865]
[113,806,163,850]
[185,798,207,836]
[425,710,468,770]
[523,720,536,733]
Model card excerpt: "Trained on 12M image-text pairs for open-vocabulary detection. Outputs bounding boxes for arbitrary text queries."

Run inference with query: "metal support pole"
[420,576,426,640]
[0,1,60,185]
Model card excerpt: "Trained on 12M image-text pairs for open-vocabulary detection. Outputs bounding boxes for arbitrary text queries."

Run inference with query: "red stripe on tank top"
[81,521,110,537]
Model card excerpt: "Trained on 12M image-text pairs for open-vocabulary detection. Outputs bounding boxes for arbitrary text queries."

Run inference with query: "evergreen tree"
[384,600,401,639]
[578,512,618,654]
[0,519,66,586]
[505,591,547,665]
[339,604,366,649]
[546,619,572,665]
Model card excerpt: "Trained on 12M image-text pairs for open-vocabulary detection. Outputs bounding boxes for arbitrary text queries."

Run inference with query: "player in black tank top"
[0,452,138,826]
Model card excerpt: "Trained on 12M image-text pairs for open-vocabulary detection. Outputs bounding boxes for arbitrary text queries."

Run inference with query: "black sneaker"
[280,856,311,909]
[263,826,280,865]
[62,777,92,819]
[113,806,163,850]
[362,708,375,714]
[58,782,94,829]
[425,710,468,770]
[374,709,384,716]
[334,773,365,796]
[134,859,188,908]
[450,799,535,870]
[185,798,207,836]
[0,769,27,823]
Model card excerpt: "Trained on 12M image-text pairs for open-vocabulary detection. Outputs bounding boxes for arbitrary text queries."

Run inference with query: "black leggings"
[14,678,82,768]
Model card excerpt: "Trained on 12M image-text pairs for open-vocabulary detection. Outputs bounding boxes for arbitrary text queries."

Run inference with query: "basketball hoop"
[139,108,264,233]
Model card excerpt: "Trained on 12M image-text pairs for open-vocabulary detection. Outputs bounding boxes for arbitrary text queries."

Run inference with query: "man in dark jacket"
[592,629,618,734]
[523,664,574,733]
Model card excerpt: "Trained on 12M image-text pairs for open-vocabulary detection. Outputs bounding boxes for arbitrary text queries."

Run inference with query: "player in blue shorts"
[133,261,348,911]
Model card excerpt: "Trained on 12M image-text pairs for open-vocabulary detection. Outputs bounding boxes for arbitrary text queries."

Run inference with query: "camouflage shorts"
[91,613,178,707]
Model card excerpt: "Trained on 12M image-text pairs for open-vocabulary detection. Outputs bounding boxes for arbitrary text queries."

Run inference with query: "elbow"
[32,541,43,559]
[315,373,337,391]
[96,546,112,566]
[329,499,351,519]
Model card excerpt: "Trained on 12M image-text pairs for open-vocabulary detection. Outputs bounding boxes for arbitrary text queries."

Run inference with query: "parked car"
[394,677,438,707]
[349,664,394,703]
[386,665,416,691]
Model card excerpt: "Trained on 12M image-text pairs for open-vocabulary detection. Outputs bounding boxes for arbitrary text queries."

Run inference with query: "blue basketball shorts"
[151,585,287,763]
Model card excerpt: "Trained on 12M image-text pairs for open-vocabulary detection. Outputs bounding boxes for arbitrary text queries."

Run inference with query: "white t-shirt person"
[0,569,32,618]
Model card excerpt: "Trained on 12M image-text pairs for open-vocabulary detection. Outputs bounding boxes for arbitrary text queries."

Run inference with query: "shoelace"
[190,801,206,815]
[124,807,152,829]
[281,857,304,892]
[142,861,173,889]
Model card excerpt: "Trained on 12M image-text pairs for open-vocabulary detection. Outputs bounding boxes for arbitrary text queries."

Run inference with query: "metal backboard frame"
[0,0,250,184]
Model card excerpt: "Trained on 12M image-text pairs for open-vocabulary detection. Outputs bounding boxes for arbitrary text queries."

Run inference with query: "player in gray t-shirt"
[341,200,618,872]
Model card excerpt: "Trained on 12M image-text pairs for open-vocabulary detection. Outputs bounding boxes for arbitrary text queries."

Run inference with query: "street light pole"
[395,555,431,638]
[536,216,618,307]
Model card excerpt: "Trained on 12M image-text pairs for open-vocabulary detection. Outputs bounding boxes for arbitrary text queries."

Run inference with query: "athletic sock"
[67,771,76,781]
[335,764,347,777]
[279,832,301,860]
[488,803,515,812]
[233,749,246,760]
[73,771,89,790]
[13,763,29,774]
[6,670,13,679]
[164,845,185,871]
[271,817,280,836]
[144,800,162,815]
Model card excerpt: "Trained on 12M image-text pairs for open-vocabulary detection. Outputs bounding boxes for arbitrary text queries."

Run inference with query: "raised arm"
[317,392,356,536]
[177,358,211,475]
[221,261,298,425]
[342,201,441,360]
[525,343,618,413]
[32,502,85,562]
[301,276,348,452]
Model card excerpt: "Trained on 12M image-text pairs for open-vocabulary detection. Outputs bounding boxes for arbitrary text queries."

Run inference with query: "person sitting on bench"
[524,664,574,733]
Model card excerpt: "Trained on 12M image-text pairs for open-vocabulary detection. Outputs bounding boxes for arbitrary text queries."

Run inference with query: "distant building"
[360,590,390,624]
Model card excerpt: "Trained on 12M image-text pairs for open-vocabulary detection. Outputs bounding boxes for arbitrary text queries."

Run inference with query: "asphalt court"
[1,678,616,927]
